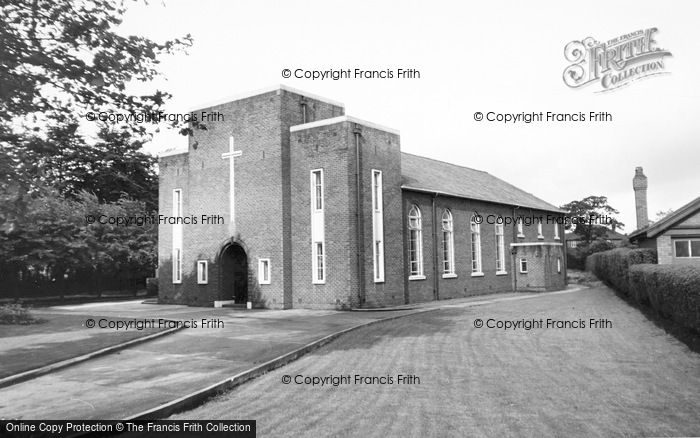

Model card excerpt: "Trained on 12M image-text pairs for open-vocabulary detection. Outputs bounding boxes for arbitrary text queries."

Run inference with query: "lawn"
[173,287,700,437]
[0,313,168,379]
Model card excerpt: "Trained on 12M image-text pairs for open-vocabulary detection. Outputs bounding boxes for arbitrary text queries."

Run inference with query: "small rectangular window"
[557,258,561,273]
[519,258,528,273]
[692,240,700,257]
[197,260,208,284]
[554,224,560,239]
[674,240,700,258]
[675,240,690,258]
[258,259,271,285]
[537,222,543,239]
[517,220,524,237]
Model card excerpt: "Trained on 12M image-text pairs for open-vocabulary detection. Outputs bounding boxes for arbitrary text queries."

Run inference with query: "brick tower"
[633,167,649,230]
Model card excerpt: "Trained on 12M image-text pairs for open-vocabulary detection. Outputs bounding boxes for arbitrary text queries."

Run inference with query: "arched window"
[408,205,423,278]
[471,215,482,274]
[495,223,506,273]
[442,210,455,276]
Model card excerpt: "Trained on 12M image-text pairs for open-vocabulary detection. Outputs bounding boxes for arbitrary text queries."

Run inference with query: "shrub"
[629,264,700,331]
[0,304,44,325]
[567,239,616,270]
[586,248,657,295]
[567,250,587,271]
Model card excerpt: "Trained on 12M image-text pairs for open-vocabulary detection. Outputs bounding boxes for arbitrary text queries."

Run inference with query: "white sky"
[118,0,700,233]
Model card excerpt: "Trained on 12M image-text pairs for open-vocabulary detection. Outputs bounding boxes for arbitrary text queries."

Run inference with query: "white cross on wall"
[221,136,242,235]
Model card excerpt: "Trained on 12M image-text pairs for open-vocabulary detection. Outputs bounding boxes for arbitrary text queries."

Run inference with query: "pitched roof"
[629,196,700,240]
[400,153,564,213]
[565,228,626,241]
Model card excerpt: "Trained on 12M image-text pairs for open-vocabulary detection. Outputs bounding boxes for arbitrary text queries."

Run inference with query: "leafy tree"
[79,191,156,295]
[0,188,88,297]
[89,126,157,211]
[15,117,90,195]
[560,196,624,244]
[0,190,156,298]
[654,209,674,223]
[0,0,193,216]
[0,0,193,138]
[0,0,180,297]
[567,240,616,271]
[15,121,157,210]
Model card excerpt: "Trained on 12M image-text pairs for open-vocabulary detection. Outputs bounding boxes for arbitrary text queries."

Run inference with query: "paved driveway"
[0,290,573,419]
[175,287,700,437]
[0,301,418,419]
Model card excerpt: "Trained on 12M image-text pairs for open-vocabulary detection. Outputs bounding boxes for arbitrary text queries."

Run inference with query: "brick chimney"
[633,167,649,230]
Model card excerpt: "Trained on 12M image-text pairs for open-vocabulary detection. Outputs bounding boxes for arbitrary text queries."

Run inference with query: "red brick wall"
[401,198,567,301]
[355,125,404,307]
[158,152,189,303]
[158,88,343,308]
[402,192,435,303]
[511,208,566,291]
[290,122,356,308]
[402,195,516,302]
[278,90,344,308]
[158,87,567,308]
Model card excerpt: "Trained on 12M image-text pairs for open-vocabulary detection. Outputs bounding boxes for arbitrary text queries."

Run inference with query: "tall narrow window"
[310,170,325,283]
[258,259,271,285]
[471,216,482,275]
[173,189,182,217]
[173,248,182,283]
[408,205,423,278]
[442,210,455,277]
[172,189,183,284]
[557,257,562,273]
[312,170,323,211]
[537,221,544,239]
[517,219,524,237]
[314,242,324,281]
[495,223,506,274]
[520,258,528,273]
[554,223,560,240]
[372,170,384,282]
[197,260,208,284]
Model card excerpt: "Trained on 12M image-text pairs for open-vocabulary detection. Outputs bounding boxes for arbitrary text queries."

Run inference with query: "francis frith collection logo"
[563,28,672,92]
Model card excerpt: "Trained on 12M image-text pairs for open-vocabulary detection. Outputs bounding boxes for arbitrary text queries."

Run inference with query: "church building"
[158,85,566,309]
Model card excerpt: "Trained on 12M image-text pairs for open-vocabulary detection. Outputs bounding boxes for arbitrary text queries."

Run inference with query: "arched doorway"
[220,243,248,303]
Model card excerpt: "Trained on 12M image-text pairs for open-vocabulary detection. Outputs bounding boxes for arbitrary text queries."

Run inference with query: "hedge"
[629,264,700,331]
[567,240,617,271]
[586,248,657,295]
[587,247,700,332]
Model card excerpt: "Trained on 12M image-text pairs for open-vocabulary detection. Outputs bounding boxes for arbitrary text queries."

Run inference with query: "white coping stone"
[290,115,400,136]
[188,84,345,112]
